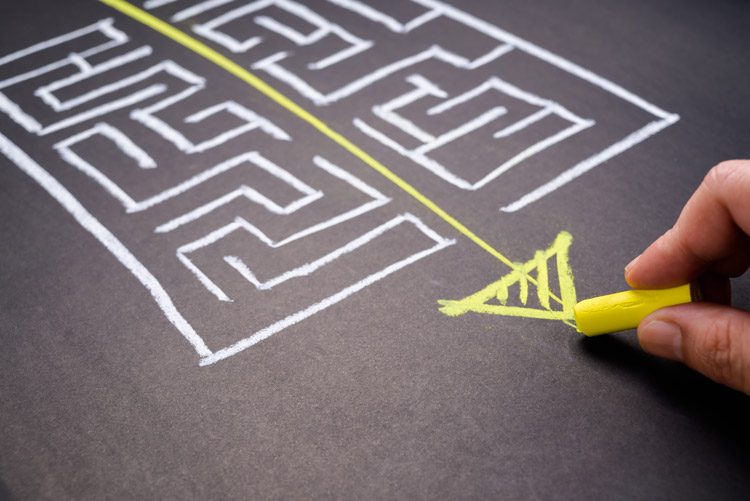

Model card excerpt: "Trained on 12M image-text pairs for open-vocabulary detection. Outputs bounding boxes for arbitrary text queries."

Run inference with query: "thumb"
[638,303,750,395]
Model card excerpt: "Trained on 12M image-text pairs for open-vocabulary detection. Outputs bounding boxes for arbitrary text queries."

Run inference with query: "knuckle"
[704,160,736,191]
[698,315,740,387]
[705,161,742,192]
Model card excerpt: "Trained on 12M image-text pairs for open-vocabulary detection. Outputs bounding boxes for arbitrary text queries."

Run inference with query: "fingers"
[625,160,750,289]
[628,160,750,394]
[638,303,750,395]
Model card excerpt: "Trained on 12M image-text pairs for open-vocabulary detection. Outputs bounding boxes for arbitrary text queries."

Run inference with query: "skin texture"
[625,160,750,395]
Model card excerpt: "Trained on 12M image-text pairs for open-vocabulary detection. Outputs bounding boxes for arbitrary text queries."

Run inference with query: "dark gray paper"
[1,0,749,498]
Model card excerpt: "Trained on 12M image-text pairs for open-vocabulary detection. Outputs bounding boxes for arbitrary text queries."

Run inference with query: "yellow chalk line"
[100,0,568,309]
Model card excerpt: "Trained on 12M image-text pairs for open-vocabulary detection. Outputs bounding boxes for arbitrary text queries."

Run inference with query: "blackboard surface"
[1,0,749,498]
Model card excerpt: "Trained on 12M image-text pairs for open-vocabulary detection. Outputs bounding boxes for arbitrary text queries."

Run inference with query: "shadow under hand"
[578,334,750,447]
[0,478,13,501]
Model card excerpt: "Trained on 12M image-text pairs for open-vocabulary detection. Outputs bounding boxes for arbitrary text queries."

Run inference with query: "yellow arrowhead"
[438,231,576,324]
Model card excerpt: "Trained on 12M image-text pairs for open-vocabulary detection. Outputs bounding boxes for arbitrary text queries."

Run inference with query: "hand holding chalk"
[625,160,750,395]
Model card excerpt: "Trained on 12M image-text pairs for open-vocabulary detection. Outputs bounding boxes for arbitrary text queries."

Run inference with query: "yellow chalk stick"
[574,283,698,336]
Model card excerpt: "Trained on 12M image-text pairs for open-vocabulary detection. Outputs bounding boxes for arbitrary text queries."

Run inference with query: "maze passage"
[0,19,203,136]
[170,153,392,302]
[354,75,595,190]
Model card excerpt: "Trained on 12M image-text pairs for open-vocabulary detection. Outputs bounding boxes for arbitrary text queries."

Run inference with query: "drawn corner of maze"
[0,1,676,363]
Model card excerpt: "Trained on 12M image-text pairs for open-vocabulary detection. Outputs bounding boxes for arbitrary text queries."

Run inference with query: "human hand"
[625,160,750,395]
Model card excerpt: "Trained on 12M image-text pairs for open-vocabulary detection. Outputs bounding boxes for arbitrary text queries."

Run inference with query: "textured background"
[1,0,749,498]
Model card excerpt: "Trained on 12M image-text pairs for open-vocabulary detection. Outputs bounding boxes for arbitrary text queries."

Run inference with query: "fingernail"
[639,320,683,361]
[624,255,641,275]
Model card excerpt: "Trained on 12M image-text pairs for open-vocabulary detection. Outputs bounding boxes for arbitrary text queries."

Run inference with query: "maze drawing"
[0,15,454,365]
[0,0,680,364]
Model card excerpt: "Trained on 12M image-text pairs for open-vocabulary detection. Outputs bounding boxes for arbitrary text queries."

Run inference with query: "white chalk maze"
[0,1,679,365]
[354,76,595,191]
[0,17,454,365]
[148,0,678,212]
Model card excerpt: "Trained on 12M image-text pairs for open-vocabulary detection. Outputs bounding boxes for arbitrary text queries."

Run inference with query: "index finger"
[625,160,750,289]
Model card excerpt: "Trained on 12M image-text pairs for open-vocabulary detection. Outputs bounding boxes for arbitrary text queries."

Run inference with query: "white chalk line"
[155,151,323,233]
[174,154,390,301]
[190,0,373,72]
[501,114,679,212]
[34,45,154,112]
[0,19,158,135]
[41,85,168,136]
[132,96,290,154]
[223,211,409,290]
[0,131,212,358]
[324,0,441,34]
[253,43,513,106]
[199,213,455,366]
[373,74,447,144]
[0,18,126,77]
[418,0,679,207]
[0,92,43,133]
[54,123,157,210]
[144,0,179,9]
[355,74,594,190]
[55,132,306,215]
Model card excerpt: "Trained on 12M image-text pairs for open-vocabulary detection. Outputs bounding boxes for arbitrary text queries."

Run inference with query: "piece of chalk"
[574,283,699,336]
